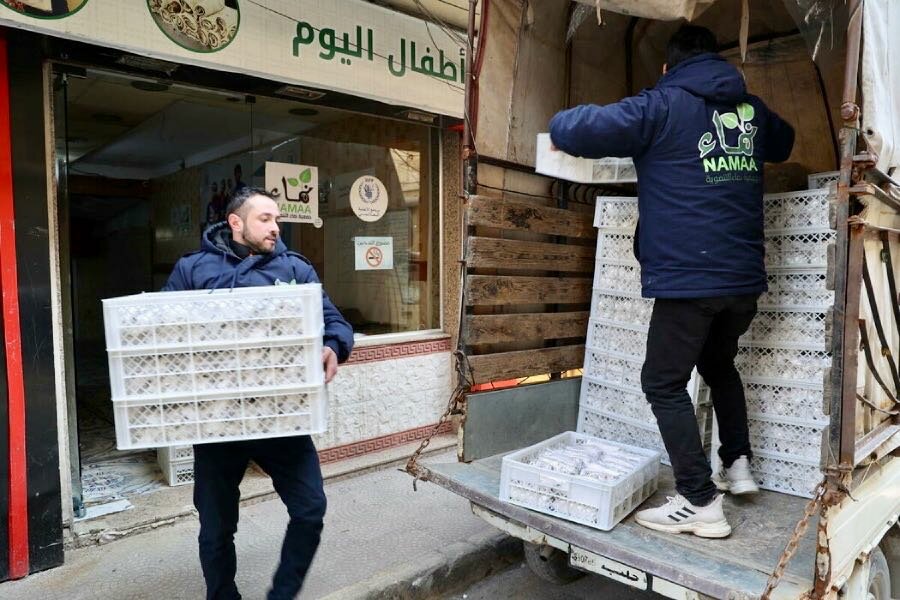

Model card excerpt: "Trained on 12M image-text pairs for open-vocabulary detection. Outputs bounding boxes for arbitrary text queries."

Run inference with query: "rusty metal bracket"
[849,182,900,213]
[840,102,859,122]
[856,393,899,416]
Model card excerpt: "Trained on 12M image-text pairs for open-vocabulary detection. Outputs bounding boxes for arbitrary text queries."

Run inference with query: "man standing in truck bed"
[550,25,795,538]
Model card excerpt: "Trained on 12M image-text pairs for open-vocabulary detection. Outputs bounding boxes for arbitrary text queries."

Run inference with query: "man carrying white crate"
[163,186,353,599]
[550,26,795,537]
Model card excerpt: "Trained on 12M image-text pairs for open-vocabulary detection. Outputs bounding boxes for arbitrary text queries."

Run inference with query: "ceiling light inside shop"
[275,85,326,101]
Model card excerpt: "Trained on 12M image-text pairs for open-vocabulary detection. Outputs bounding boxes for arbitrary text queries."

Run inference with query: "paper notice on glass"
[354,237,393,270]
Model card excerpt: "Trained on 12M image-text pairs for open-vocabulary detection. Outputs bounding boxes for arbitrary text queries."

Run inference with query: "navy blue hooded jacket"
[550,53,795,298]
[162,222,354,363]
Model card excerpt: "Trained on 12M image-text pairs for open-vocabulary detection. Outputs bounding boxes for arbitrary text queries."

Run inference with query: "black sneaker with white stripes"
[634,493,731,538]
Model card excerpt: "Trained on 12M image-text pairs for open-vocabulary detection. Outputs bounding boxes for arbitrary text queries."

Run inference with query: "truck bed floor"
[425,455,817,599]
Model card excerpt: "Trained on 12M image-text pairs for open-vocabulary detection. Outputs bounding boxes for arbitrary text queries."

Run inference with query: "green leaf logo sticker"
[720,112,740,129]
[300,168,312,184]
[287,177,299,187]
[698,104,758,159]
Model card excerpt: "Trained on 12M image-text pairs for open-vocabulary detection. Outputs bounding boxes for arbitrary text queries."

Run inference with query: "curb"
[318,529,523,600]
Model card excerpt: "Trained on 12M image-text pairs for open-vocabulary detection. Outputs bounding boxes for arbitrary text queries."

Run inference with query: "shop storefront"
[0,0,464,579]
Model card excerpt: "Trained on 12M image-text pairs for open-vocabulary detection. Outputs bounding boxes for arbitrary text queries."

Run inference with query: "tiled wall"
[313,339,452,458]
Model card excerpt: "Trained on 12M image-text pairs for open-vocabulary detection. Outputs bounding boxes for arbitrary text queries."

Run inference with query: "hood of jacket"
[657,53,746,104]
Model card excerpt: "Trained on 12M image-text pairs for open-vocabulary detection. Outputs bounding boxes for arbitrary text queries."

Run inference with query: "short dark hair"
[666,25,718,70]
[225,186,276,219]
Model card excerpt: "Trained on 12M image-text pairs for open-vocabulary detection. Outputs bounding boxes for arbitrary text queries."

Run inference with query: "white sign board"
[264,161,321,227]
[354,237,394,270]
[0,0,465,118]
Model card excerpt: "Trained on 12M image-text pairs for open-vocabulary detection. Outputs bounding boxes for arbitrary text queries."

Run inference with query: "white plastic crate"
[115,385,326,448]
[157,445,195,486]
[594,197,638,230]
[745,415,827,462]
[740,309,830,350]
[158,444,194,463]
[763,189,833,232]
[758,270,833,310]
[108,339,321,401]
[586,319,647,360]
[578,408,671,465]
[807,170,840,190]
[161,457,195,486]
[536,134,637,184]
[500,431,659,531]
[103,285,328,450]
[104,285,323,352]
[584,348,643,390]
[764,230,835,269]
[711,418,822,499]
[734,346,831,386]
[712,444,822,498]
[743,379,828,421]
[595,231,637,264]
[593,261,642,297]
[591,293,654,326]
[579,377,655,424]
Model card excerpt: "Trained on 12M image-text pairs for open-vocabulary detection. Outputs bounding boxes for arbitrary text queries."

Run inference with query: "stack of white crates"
[577,197,677,462]
[157,445,195,486]
[103,285,327,450]
[710,176,837,498]
[583,179,837,498]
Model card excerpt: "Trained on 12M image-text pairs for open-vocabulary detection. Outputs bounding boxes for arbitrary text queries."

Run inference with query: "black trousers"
[640,294,758,506]
[193,435,326,600]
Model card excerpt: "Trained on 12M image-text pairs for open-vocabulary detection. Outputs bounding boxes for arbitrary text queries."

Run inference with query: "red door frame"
[0,29,30,579]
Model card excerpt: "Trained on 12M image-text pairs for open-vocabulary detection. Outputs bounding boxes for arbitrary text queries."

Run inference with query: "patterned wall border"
[318,421,454,464]
[345,337,451,365]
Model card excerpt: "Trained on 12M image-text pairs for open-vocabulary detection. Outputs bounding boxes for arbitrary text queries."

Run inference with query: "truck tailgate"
[424,455,816,599]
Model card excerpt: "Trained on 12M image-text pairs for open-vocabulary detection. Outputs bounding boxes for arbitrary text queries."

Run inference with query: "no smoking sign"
[365,246,384,268]
[354,237,393,271]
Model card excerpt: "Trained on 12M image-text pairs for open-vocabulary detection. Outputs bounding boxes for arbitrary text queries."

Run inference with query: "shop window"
[61,69,440,343]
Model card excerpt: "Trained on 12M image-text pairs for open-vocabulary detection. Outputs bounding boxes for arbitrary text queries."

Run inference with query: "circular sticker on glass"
[350,175,388,222]
[147,0,240,53]
[1,0,90,18]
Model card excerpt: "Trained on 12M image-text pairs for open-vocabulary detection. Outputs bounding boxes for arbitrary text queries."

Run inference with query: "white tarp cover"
[862,0,900,174]
[576,0,718,21]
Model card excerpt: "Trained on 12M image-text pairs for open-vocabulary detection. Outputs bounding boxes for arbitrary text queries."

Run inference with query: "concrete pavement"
[1,444,520,600]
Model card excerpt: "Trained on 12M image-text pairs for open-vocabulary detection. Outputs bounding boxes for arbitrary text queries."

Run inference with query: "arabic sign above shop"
[292,19,464,85]
[0,0,465,118]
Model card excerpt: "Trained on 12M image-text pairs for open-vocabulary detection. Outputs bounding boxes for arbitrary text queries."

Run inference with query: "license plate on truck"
[569,546,648,589]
